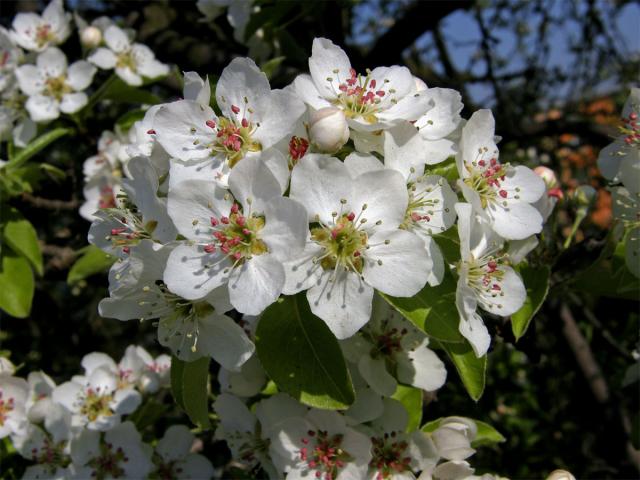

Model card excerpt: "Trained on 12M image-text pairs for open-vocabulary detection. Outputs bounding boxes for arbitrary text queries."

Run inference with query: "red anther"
[625,137,633,145]
[221,216,230,224]
[241,118,249,128]
[349,68,356,78]
[492,284,501,291]
[422,215,431,222]
[233,252,242,260]
[111,227,126,235]
[410,212,421,222]
[490,158,498,166]
[221,245,230,254]
[204,244,216,253]
[347,212,356,221]
[210,217,219,226]
[630,112,638,120]
[376,90,385,97]
[478,159,486,167]
[487,260,498,271]
[353,250,361,257]
[242,228,251,235]
[369,79,376,89]
[231,203,239,214]
[236,216,246,227]
[499,189,508,198]
[231,105,240,114]
[122,247,130,254]
[146,129,156,135]
[206,120,216,129]
[339,84,348,92]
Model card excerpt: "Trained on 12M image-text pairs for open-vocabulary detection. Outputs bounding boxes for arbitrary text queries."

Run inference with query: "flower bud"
[309,107,350,153]
[546,470,576,480]
[573,185,597,208]
[534,166,558,189]
[80,26,102,48]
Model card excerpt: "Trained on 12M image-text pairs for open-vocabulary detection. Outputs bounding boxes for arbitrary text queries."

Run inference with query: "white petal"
[157,425,194,462]
[88,47,117,69]
[37,47,67,77]
[363,229,429,297]
[455,279,490,357]
[116,66,142,86]
[134,45,169,79]
[350,169,408,230]
[597,138,626,181]
[81,352,116,376]
[261,147,291,194]
[104,25,130,53]
[397,339,447,391]
[458,110,497,177]
[112,387,141,415]
[377,89,433,126]
[26,94,59,122]
[213,393,256,434]
[197,313,255,370]
[293,74,332,110]
[59,92,87,113]
[414,87,463,139]
[216,57,270,119]
[255,89,306,150]
[228,156,281,212]
[155,100,217,161]
[345,387,384,424]
[261,197,308,262]
[486,200,543,240]
[178,454,215,480]
[309,37,351,100]
[620,150,640,196]
[255,393,308,437]
[500,165,546,203]
[290,153,351,223]
[477,266,526,316]
[282,242,324,295]
[164,243,232,300]
[344,152,383,177]
[358,355,396,397]
[66,61,96,91]
[228,254,285,315]
[15,65,45,95]
[183,71,211,104]
[307,269,373,339]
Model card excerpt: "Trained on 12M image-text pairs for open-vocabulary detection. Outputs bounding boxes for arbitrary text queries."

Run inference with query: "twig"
[22,193,79,210]
[41,244,78,271]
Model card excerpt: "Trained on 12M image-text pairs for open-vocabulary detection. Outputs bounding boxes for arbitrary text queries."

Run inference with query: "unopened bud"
[573,185,597,208]
[80,26,102,48]
[546,470,576,480]
[413,76,428,92]
[534,166,558,189]
[309,107,350,153]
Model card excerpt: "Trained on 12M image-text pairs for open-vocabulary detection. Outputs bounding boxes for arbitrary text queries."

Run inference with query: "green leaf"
[170,356,185,410]
[181,357,211,429]
[103,78,161,105]
[2,207,43,276]
[0,249,34,318]
[39,163,66,181]
[115,109,146,132]
[421,417,505,447]
[436,340,487,401]
[67,245,115,285]
[260,56,285,79]
[432,227,460,265]
[472,419,506,447]
[511,264,551,340]
[425,156,458,182]
[8,128,74,169]
[382,271,463,343]
[392,385,422,432]
[255,294,355,409]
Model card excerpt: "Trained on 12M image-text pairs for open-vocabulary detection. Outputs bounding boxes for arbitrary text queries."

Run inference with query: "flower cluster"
[0,347,215,479]
[598,88,640,278]
[0,0,168,146]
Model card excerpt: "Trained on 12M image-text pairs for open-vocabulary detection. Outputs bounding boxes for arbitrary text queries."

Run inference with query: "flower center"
[310,207,368,273]
[30,436,69,468]
[299,429,351,480]
[620,110,640,147]
[80,387,114,422]
[329,68,392,124]
[370,432,412,480]
[373,326,407,357]
[0,391,15,426]
[35,24,55,47]
[400,179,445,233]
[288,136,309,168]
[464,156,513,209]
[116,50,137,71]
[203,203,267,263]
[104,206,156,255]
[465,253,509,305]
[44,75,72,102]
[155,459,184,480]
[88,442,129,480]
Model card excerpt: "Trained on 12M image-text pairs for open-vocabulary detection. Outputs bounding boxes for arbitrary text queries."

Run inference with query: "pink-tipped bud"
[309,107,350,154]
[534,166,559,189]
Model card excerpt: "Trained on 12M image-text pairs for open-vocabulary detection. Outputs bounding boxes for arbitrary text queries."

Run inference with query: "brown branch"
[363,0,472,67]
[22,193,79,210]
[41,244,78,271]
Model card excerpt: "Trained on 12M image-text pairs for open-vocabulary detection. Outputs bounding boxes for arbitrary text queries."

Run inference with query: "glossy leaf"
[511,264,551,340]
[67,246,115,285]
[436,339,487,401]
[0,249,34,318]
[255,294,355,410]
[170,356,186,410]
[392,385,422,432]
[181,357,211,429]
[2,207,43,276]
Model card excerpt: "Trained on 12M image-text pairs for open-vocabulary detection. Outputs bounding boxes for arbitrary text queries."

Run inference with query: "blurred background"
[0,0,639,478]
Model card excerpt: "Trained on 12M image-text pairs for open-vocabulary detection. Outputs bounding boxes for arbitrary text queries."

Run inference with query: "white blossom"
[0,375,29,438]
[10,0,71,52]
[153,425,215,479]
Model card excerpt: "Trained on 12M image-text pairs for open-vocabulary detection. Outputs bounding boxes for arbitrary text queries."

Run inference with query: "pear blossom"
[532,166,562,222]
[269,407,372,480]
[163,157,308,315]
[0,375,29,438]
[0,83,37,147]
[348,149,458,287]
[284,154,430,339]
[25,371,57,423]
[456,110,546,240]
[10,0,71,52]
[153,425,215,479]
[342,295,447,396]
[612,186,640,278]
[597,88,640,182]
[213,393,306,478]
[68,421,153,479]
[429,417,477,462]
[454,203,526,357]
[51,366,141,431]
[88,25,169,86]
[362,399,439,480]
[15,47,96,122]
[12,402,73,479]
[295,38,432,132]
[154,58,304,188]
[0,28,21,93]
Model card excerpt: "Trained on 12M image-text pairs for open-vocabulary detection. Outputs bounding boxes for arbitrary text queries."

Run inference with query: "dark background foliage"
[1,0,638,478]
